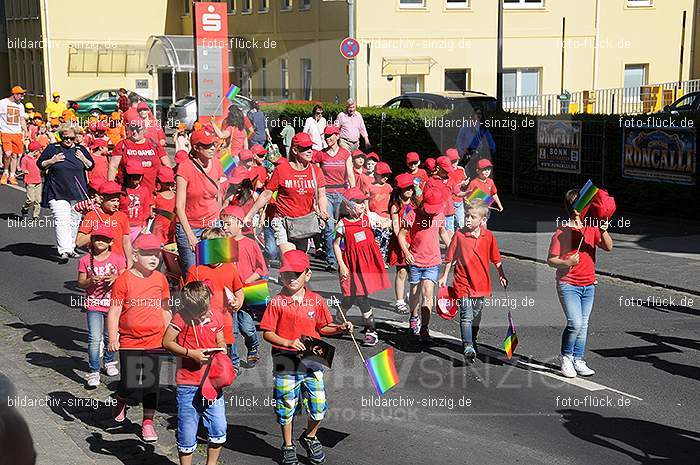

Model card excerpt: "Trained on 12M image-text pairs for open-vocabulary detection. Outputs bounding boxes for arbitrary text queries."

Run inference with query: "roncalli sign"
[622,126,696,185]
[537,120,582,173]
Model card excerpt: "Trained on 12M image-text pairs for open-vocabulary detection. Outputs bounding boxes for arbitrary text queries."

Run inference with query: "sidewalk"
[489,196,700,295]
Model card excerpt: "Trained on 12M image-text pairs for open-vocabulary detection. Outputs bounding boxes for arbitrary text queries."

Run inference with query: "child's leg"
[100,313,116,366]
[394,266,408,303]
[142,352,162,420]
[273,373,302,446]
[32,184,43,217]
[408,266,421,318]
[459,297,484,350]
[419,278,435,330]
[300,372,327,436]
[86,311,102,373]
[357,296,375,332]
[176,385,201,465]
[200,395,226,465]
[230,314,241,369]
[237,309,259,351]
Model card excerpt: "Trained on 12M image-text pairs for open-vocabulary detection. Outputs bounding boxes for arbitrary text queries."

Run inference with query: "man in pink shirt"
[335,98,370,153]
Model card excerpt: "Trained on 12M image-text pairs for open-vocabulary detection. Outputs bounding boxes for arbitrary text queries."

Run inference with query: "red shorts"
[1,133,24,155]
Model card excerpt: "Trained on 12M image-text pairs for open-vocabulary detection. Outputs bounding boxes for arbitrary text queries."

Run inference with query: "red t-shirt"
[260,289,333,350]
[90,153,110,181]
[313,147,350,192]
[113,138,166,193]
[78,209,130,258]
[408,168,429,186]
[111,270,170,350]
[408,209,445,267]
[426,176,456,215]
[176,158,225,228]
[233,236,268,282]
[250,165,269,188]
[353,168,372,196]
[466,177,497,197]
[368,182,393,218]
[170,311,224,386]
[20,155,41,184]
[144,124,166,147]
[548,226,602,286]
[153,192,176,244]
[265,162,326,218]
[119,184,154,228]
[77,252,127,312]
[445,227,502,298]
[449,167,467,202]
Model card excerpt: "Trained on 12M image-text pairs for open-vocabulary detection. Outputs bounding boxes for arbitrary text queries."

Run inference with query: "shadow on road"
[0,242,64,264]
[86,432,175,465]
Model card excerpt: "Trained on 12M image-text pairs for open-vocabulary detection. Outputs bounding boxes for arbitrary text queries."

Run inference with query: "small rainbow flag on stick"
[573,179,600,214]
[501,311,519,360]
[219,148,237,176]
[466,188,495,206]
[365,347,400,396]
[242,279,271,312]
[225,84,241,101]
[195,237,238,265]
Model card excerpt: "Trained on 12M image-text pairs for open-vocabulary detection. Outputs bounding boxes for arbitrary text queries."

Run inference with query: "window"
[258,0,269,12]
[444,69,469,91]
[280,58,289,98]
[260,58,267,97]
[300,0,311,10]
[182,0,190,15]
[504,0,544,9]
[301,58,312,100]
[400,75,423,94]
[242,0,251,13]
[446,0,469,9]
[502,68,540,97]
[624,64,647,88]
[627,0,652,6]
[227,0,235,13]
[400,0,426,9]
[281,0,292,10]
[669,93,697,112]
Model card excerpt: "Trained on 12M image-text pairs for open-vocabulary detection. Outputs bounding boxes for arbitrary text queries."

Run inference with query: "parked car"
[661,91,700,114]
[69,89,158,116]
[382,91,499,113]
[167,94,253,130]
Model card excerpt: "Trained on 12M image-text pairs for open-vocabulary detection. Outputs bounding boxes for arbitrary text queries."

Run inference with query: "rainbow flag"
[195,237,238,265]
[365,347,399,396]
[573,179,600,214]
[466,188,495,206]
[243,279,270,311]
[501,311,518,360]
[225,84,241,101]
[219,149,237,176]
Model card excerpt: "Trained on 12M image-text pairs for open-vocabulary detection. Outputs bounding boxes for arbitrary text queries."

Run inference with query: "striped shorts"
[272,371,327,426]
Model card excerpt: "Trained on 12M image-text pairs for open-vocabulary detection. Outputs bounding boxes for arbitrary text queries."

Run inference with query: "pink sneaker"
[112,397,127,422]
[141,419,158,442]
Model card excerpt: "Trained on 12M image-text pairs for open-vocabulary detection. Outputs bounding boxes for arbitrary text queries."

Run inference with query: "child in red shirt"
[446,148,468,228]
[152,166,176,245]
[334,188,391,346]
[260,250,352,465]
[465,159,503,212]
[119,159,154,239]
[162,281,228,463]
[388,173,417,314]
[439,200,508,364]
[368,162,393,262]
[76,181,131,262]
[20,141,43,219]
[89,139,110,181]
[350,150,371,195]
[107,234,171,442]
[405,151,428,197]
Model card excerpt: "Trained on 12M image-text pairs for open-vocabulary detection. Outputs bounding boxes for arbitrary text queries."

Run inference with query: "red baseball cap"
[228,166,254,185]
[436,156,454,173]
[323,125,340,136]
[157,166,175,183]
[424,158,436,172]
[395,173,414,189]
[89,176,106,192]
[89,138,108,150]
[352,149,366,158]
[366,152,380,162]
[406,152,420,164]
[239,149,254,161]
[476,159,493,170]
[279,249,310,273]
[96,120,109,132]
[125,159,145,175]
[375,162,391,175]
[133,234,163,251]
[27,141,42,152]
[250,144,267,156]
[91,223,114,240]
[220,205,246,220]
[445,148,459,162]
[175,149,189,164]
[343,187,368,202]
[190,128,217,146]
[136,102,149,111]
[291,132,313,148]
[436,286,458,320]
[99,180,124,196]
[422,188,444,215]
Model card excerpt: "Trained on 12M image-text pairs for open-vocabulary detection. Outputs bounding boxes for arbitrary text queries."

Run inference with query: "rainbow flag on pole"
[365,347,400,396]
[501,311,519,360]
[573,179,600,214]
[225,84,241,101]
[219,148,237,176]
[195,237,238,265]
[466,188,495,206]
[242,280,271,312]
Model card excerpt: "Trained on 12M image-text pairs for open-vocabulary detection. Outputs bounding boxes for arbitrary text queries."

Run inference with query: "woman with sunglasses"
[175,128,227,275]
[38,123,94,262]
[302,104,327,151]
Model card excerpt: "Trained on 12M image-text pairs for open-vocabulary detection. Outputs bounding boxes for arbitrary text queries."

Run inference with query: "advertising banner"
[622,127,696,185]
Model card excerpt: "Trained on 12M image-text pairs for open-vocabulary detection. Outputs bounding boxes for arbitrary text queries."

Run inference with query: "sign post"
[194,2,229,122]
[341,37,360,102]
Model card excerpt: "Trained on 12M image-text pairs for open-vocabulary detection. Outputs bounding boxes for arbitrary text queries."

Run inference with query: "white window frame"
[503,0,544,9]
[258,0,269,12]
[623,63,648,103]
[280,58,289,98]
[260,58,267,97]
[627,0,653,7]
[444,68,470,91]
[503,68,540,97]
[400,75,423,94]
[182,0,190,16]
[281,0,292,11]
[445,0,469,9]
[399,0,426,9]
[227,0,235,14]
[301,59,312,100]
[299,0,311,11]
[242,0,252,14]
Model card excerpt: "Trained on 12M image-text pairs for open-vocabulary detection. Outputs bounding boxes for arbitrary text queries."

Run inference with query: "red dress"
[388,203,415,267]
[339,214,390,296]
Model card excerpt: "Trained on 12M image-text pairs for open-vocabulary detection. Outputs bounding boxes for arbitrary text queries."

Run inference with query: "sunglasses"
[315,111,323,115]
[297,145,313,152]
[62,136,76,141]
[255,152,265,157]
[198,142,216,149]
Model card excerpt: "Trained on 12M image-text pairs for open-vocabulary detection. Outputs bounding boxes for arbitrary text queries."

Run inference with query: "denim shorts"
[176,385,227,454]
[408,264,440,284]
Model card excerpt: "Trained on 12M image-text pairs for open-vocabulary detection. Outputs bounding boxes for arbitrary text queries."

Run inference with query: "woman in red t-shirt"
[547,189,613,379]
[212,105,249,158]
[175,129,226,276]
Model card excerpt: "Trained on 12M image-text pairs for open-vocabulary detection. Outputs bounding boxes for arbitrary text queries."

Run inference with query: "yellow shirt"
[45,101,67,119]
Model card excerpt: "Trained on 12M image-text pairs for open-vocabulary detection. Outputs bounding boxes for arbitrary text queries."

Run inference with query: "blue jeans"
[454,201,465,229]
[230,309,259,368]
[557,282,596,360]
[408,264,440,284]
[87,311,115,372]
[323,192,344,265]
[176,385,227,454]
[458,297,484,349]
[264,224,279,261]
[175,224,206,277]
[444,215,456,232]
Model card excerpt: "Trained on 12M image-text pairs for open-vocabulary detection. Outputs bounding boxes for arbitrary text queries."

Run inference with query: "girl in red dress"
[333,187,391,346]
[387,173,418,314]
[152,167,176,245]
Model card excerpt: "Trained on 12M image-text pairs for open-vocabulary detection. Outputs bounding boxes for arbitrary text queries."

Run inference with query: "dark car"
[661,91,700,114]
[69,89,158,116]
[382,91,499,113]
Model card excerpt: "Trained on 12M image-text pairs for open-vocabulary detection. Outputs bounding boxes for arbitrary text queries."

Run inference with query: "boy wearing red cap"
[119,160,154,239]
[89,138,110,180]
[446,148,468,228]
[438,200,508,364]
[368,161,393,262]
[404,152,428,197]
[19,141,43,219]
[76,181,131,262]
[350,149,372,195]
[260,250,352,465]
[465,159,503,212]
[365,152,379,179]
[426,155,460,237]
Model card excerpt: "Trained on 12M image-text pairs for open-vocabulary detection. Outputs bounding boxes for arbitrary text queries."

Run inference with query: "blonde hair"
[466,199,489,219]
[200,227,227,241]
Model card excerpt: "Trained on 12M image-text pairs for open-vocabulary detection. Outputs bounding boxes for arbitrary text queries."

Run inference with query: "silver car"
[167,94,253,129]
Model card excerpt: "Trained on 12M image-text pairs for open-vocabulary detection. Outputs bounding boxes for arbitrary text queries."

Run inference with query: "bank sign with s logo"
[194,2,229,118]
[201,5,221,32]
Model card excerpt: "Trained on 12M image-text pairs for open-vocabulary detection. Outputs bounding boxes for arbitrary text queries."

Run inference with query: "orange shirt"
[106,126,125,146]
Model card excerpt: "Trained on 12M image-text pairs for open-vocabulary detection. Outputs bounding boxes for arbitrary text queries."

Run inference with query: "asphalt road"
[0,183,698,465]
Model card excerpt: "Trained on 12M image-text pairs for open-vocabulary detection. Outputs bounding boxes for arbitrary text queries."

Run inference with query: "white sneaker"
[86,372,100,387]
[105,361,119,377]
[573,359,595,376]
[395,299,408,313]
[559,355,577,378]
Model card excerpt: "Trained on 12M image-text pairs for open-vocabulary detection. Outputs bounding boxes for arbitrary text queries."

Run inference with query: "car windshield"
[173,96,195,106]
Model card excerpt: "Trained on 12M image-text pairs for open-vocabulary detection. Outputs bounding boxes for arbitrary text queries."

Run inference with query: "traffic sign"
[340,37,360,59]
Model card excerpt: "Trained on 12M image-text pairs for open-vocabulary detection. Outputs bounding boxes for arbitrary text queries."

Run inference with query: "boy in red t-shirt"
[76,181,131,262]
[368,162,393,262]
[439,200,508,364]
[405,151,428,197]
[260,250,352,465]
[89,138,110,181]
[465,159,503,212]
[446,148,468,228]
[119,159,154,239]
[350,150,371,195]
[19,141,43,219]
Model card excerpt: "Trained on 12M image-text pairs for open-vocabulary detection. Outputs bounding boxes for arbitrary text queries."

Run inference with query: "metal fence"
[503,79,700,116]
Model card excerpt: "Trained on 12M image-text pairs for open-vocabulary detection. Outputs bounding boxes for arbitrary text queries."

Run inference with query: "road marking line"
[2,183,26,193]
